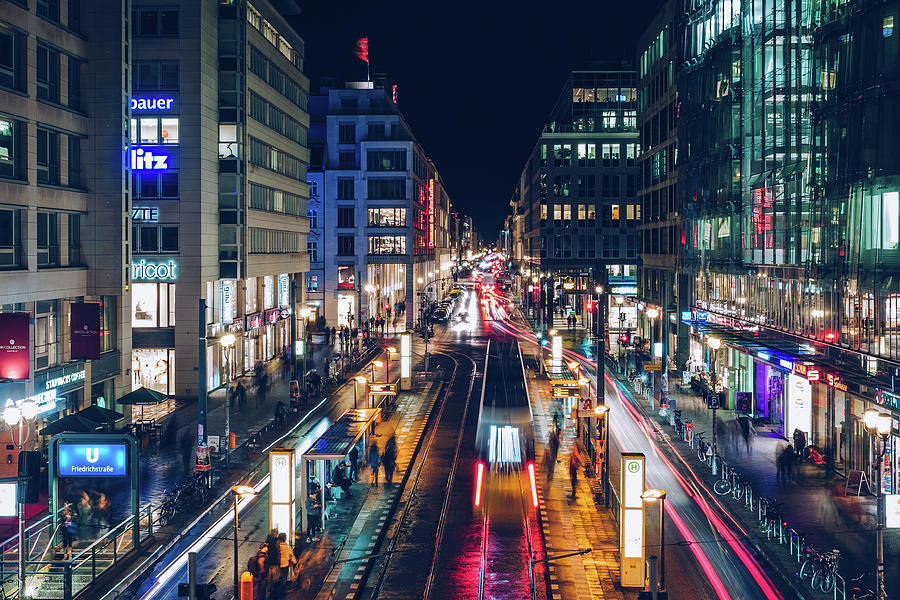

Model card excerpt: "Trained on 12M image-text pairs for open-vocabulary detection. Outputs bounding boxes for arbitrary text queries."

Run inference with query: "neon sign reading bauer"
[131,97,175,111]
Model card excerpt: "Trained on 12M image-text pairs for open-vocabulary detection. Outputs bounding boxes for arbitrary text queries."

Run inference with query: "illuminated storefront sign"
[610,286,638,295]
[278,273,290,307]
[130,148,170,170]
[400,332,411,390]
[427,178,435,248]
[793,363,820,381]
[45,370,86,390]
[824,372,848,391]
[132,259,178,281]
[57,443,128,477]
[221,280,236,324]
[132,206,159,222]
[246,313,263,330]
[131,97,175,111]
[0,313,30,380]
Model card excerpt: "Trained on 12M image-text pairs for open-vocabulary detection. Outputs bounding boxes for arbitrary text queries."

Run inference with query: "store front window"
[132,348,174,395]
[338,265,355,290]
[132,282,176,328]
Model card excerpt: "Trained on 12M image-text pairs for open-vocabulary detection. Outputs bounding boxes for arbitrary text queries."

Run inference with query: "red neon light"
[427,178,435,248]
[474,462,484,507]
[527,463,539,507]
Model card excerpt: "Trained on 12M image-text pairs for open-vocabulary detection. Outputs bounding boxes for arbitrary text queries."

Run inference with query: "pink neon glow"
[475,462,484,507]
[492,317,784,600]
[527,463,539,507]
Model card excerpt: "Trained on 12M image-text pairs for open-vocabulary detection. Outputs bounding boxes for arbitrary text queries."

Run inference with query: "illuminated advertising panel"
[428,178,435,248]
[886,494,900,529]
[400,332,412,391]
[269,449,295,536]
[619,453,645,588]
[70,302,101,360]
[57,443,128,477]
[786,373,812,437]
[0,313,30,380]
[0,483,15,517]
[551,335,562,365]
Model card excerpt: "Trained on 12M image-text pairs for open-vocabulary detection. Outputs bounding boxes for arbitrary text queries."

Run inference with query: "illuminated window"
[611,204,620,220]
[563,204,572,221]
[602,144,620,165]
[540,204,548,221]
[553,144,571,167]
[578,204,586,220]
[885,15,895,37]
[577,143,595,167]
[587,204,596,221]
[602,111,616,128]
[624,110,637,129]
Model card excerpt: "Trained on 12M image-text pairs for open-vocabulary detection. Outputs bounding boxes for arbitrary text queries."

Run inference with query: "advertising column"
[786,372,812,442]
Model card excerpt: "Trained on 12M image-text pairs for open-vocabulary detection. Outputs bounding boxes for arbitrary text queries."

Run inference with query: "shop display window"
[132,282,175,328]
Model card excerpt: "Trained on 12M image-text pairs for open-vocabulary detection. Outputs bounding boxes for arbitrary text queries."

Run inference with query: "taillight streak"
[475,462,484,507]
[527,462,539,507]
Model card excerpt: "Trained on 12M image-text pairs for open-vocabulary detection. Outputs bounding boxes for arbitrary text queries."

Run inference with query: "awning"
[40,414,105,436]
[116,387,168,405]
[74,405,124,425]
[302,407,381,461]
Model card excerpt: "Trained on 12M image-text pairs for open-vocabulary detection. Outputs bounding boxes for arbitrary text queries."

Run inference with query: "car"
[432,309,449,323]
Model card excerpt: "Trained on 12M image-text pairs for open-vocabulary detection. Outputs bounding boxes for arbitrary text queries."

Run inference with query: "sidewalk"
[566,317,900,598]
[521,338,635,600]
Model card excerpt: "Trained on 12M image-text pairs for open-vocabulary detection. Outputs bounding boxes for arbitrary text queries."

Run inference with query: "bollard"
[647,555,658,600]
[239,571,253,600]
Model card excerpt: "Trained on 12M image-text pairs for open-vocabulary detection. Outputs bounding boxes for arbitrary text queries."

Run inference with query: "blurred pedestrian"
[777,444,795,484]
[738,415,754,455]
[348,445,359,481]
[383,436,397,483]
[568,448,582,499]
[61,509,76,560]
[248,543,268,600]
[235,379,247,410]
[306,492,322,542]
[265,530,281,597]
[793,428,807,459]
[277,532,296,584]
[94,493,110,529]
[367,442,381,486]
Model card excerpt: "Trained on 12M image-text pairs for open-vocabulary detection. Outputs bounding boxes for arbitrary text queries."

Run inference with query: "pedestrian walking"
[256,369,270,407]
[792,428,807,459]
[546,430,560,483]
[738,415,754,455]
[367,442,381,486]
[306,492,322,542]
[568,448,582,499]
[777,444,795,484]
[277,532,296,584]
[265,530,281,598]
[61,509,76,560]
[383,436,397,483]
[348,445,359,481]
[247,543,268,600]
[235,379,247,410]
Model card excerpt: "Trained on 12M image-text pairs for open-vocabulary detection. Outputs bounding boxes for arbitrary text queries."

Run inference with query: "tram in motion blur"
[474,338,539,513]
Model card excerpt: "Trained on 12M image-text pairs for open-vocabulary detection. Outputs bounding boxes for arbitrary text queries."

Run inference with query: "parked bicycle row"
[666,404,851,598]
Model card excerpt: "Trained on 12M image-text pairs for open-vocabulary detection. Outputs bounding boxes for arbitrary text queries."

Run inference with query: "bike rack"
[832,573,846,600]
[788,528,802,560]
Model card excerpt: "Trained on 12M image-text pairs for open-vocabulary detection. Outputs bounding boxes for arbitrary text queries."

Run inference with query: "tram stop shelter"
[299,406,381,532]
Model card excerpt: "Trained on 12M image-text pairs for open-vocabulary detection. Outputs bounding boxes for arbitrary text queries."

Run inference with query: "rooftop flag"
[355,37,369,63]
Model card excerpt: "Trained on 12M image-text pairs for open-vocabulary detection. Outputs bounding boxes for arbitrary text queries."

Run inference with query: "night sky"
[294,0,666,240]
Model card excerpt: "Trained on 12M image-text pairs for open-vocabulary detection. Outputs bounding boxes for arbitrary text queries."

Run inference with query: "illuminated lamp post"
[298,307,313,392]
[864,409,892,600]
[353,376,367,409]
[220,333,237,468]
[231,485,259,600]
[706,336,722,475]
[594,405,611,508]
[641,488,668,595]
[5,399,38,600]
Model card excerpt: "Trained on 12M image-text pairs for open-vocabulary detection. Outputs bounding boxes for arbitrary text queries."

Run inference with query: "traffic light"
[619,332,631,345]
[17,450,41,504]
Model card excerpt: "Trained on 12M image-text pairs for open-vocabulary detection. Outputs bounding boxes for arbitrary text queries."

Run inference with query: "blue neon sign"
[130,148,170,170]
[131,97,175,111]
[57,443,128,477]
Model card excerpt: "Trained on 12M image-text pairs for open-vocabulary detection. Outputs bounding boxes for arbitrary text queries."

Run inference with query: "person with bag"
[247,544,268,600]
[306,491,322,541]
[277,532,296,585]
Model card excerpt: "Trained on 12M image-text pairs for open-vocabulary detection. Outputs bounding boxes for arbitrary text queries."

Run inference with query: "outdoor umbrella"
[74,405,124,428]
[40,414,105,436]
[116,386,168,420]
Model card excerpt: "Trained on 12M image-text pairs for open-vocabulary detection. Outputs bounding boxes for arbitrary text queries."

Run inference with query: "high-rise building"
[309,79,451,331]
[636,0,687,370]
[516,65,640,328]
[677,0,900,488]
[0,0,131,471]
[130,0,310,400]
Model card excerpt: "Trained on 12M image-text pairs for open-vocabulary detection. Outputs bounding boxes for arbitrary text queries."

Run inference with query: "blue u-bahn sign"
[57,443,128,477]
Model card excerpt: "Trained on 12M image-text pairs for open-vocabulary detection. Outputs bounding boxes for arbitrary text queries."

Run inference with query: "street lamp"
[354,376,367,409]
[220,333,237,468]
[864,409,892,600]
[231,485,259,599]
[5,399,37,600]
[641,488,668,595]
[299,307,312,391]
[706,336,722,475]
[373,360,384,383]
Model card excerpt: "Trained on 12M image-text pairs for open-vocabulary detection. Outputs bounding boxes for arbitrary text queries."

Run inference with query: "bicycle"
[695,432,711,463]
[800,549,840,593]
[848,573,875,599]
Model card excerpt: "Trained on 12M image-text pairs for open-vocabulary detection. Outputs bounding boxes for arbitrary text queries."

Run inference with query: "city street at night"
[2,1,900,599]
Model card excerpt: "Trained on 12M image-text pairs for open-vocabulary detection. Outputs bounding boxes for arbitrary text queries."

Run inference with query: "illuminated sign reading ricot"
[132,259,178,281]
[130,148,170,170]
